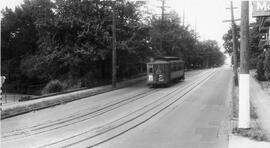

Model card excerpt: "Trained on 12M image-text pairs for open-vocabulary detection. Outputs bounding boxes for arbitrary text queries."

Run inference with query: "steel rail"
[37,69,218,148]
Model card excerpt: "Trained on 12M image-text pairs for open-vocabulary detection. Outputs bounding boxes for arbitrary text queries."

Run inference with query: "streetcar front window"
[157,64,164,73]
[149,67,153,73]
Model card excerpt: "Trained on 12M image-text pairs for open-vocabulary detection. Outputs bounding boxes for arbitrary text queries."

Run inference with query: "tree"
[223,20,263,69]
[249,21,261,69]
[222,25,240,55]
[265,50,270,81]
[1,0,55,84]
[197,40,225,68]
[1,0,151,93]
[1,0,225,94]
[222,25,240,66]
[256,54,266,81]
[149,12,198,68]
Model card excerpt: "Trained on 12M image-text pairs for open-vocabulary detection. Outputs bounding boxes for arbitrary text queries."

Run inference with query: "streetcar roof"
[147,56,184,64]
[147,59,184,64]
[155,56,182,61]
[147,60,169,64]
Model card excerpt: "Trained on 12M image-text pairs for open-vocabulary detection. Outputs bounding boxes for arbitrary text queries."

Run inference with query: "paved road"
[1,68,232,148]
[100,67,232,148]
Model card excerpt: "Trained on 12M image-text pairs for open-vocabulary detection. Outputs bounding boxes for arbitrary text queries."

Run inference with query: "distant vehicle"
[146,57,185,87]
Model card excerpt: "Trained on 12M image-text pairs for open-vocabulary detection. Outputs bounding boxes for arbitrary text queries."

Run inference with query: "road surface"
[1,67,232,148]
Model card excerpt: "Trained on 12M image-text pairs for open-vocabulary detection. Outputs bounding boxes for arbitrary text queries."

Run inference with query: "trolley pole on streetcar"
[112,2,117,88]
[238,1,250,129]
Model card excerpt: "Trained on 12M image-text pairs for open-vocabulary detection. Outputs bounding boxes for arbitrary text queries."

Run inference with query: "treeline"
[1,0,225,94]
[222,19,270,81]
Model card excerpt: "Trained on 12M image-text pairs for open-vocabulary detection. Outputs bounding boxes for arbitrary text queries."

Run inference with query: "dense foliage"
[149,13,224,69]
[265,50,270,81]
[250,21,270,81]
[256,55,266,81]
[222,25,240,56]
[42,80,64,94]
[222,25,240,66]
[1,0,225,94]
[222,19,270,81]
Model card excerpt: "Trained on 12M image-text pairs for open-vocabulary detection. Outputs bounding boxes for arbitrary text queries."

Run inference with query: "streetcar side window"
[171,63,176,72]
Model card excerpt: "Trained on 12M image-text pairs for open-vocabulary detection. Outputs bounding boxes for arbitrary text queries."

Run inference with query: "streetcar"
[146,57,185,87]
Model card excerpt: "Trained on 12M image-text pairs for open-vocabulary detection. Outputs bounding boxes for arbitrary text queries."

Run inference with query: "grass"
[260,81,270,95]
[231,85,270,142]
[232,86,258,119]
[233,126,270,142]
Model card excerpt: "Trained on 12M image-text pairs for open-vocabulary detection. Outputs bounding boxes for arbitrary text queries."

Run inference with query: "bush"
[19,96,32,102]
[256,57,266,81]
[62,79,81,90]
[81,72,99,88]
[249,57,259,69]
[42,80,64,94]
[232,127,269,141]
[265,50,270,81]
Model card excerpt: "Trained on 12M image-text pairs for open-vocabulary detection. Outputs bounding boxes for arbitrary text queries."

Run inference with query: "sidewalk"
[228,76,270,148]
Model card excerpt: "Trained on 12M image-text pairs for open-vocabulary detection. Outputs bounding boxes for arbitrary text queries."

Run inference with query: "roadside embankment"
[250,76,270,138]
[1,76,146,119]
[228,72,270,148]
[0,69,206,119]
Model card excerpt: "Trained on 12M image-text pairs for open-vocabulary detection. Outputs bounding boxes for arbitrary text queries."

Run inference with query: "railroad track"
[1,69,217,148]
[2,70,209,140]
[2,88,160,139]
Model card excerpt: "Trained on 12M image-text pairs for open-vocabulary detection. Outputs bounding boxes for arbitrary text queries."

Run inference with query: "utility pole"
[224,1,240,85]
[239,1,250,129]
[161,0,165,22]
[230,1,239,86]
[158,0,169,52]
[183,11,185,26]
[112,3,117,88]
[160,0,166,51]
[194,20,197,39]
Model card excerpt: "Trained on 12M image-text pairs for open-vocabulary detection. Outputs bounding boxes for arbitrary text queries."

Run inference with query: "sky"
[0,0,255,55]
[146,0,251,48]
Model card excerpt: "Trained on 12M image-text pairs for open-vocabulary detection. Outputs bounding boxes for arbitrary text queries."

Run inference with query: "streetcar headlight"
[148,75,153,81]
